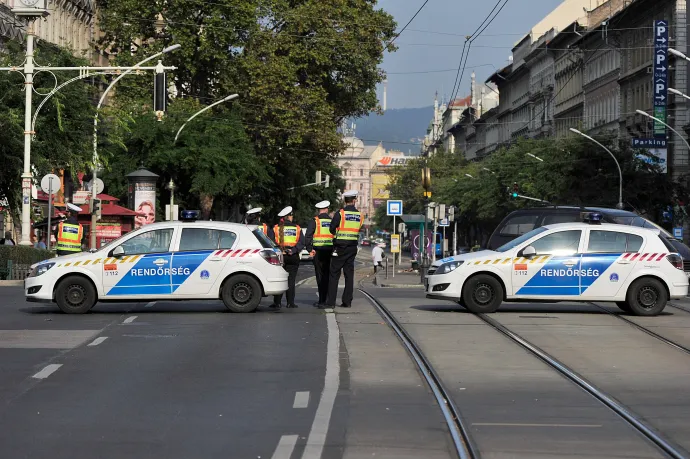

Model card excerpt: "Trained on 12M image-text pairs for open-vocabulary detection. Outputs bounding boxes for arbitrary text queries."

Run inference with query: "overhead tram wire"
[386,0,433,50]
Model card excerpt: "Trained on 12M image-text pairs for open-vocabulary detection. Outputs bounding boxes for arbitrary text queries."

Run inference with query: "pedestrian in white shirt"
[372,245,384,274]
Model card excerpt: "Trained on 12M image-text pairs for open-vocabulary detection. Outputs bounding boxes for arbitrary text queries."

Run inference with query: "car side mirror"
[112,246,125,258]
[519,246,537,258]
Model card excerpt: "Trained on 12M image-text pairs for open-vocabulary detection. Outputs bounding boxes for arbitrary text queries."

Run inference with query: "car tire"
[625,277,668,316]
[222,274,262,313]
[462,274,503,314]
[615,301,633,313]
[55,276,97,314]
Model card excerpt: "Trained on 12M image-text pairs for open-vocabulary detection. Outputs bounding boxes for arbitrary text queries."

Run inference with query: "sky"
[377,0,576,109]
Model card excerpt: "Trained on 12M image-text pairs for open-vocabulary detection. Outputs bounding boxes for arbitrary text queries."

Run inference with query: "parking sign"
[387,200,403,216]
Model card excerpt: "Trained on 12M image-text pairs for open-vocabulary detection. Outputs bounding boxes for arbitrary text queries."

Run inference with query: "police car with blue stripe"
[425,213,689,316]
[24,211,289,313]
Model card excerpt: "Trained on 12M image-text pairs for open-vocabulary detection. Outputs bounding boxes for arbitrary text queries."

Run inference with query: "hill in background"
[353,106,431,153]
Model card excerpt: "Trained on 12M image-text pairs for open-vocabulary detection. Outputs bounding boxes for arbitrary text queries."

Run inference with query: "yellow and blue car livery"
[24,220,288,314]
[425,221,689,316]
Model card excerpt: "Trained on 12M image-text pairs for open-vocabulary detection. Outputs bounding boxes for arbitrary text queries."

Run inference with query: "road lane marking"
[296,277,314,287]
[32,364,62,379]
[123,316,138,324]
[271,435,298,459]
[145,302,156,308]
[293,391,310,408]
[472,423,602,428]
[302,312,340,459]
[87,337,108,347]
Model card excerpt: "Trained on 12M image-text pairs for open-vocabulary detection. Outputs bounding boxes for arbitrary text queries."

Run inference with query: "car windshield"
[495,226,549,252]
[92,231,136,252]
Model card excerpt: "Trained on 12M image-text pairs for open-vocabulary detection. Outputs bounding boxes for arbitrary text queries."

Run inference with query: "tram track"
[359,285,690,459]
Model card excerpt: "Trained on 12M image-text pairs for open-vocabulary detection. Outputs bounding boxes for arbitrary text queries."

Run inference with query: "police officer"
[326,190,363,308]
[245,207,274,240]
[271,206,303,309]
[305,200,333,307]
[55,203,85,256]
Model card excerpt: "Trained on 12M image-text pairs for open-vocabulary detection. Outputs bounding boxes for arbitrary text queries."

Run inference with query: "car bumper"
[425,273,462,299]
[24,276,54,303]
[264,279,289,296]
[670,281,689,300]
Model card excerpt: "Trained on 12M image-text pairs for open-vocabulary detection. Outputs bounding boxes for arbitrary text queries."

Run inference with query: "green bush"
[0,245,54,267]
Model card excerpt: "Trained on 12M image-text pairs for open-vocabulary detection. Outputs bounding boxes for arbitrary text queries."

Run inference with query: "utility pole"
[0,4,177,246]
[421,166,431,284]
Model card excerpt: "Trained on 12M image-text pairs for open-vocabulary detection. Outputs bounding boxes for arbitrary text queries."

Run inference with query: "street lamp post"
[90,44,181,249]
[569,128,624,209]
[174,94,239,144]
[635,109,690,153]
[527,153,544,162]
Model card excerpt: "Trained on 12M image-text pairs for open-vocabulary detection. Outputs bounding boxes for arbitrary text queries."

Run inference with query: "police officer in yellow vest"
[305,200,333,307]
[271,206,304,309]
[326,191,363,308]
[245,207,274,240]
[55,203,84,256]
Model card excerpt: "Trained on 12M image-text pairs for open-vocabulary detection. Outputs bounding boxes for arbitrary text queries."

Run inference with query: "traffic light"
[324,175,330,188]
[511,182,519,198]
[90,198,102,219]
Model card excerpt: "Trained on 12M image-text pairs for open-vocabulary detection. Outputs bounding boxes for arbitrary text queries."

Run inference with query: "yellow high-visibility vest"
[335,210,362,241]
[273,224,301,247]
[56,222,83,252]
[313,217,333,247]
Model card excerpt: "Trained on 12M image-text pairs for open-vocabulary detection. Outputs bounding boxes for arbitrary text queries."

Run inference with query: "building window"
[360,169,364,176]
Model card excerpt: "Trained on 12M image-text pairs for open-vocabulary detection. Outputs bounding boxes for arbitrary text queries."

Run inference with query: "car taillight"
[667,254,683,270]
[260,249,282,266]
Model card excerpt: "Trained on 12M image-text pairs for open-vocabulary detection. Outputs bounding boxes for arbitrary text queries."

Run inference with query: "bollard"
[385,257,389,279]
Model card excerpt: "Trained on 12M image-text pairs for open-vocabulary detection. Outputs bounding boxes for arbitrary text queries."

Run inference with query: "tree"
[95,0,397,218]
[0,40,124,233]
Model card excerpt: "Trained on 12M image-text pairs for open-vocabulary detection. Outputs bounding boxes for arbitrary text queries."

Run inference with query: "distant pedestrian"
[34,236,47,250]
[372,244,384,274]
[2,232,15,245]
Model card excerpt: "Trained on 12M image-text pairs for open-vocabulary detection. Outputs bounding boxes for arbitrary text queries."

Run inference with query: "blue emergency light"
[583,212,602,224]
[180,210,200,221]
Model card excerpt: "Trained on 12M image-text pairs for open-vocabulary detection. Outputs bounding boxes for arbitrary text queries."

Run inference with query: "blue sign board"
[653,20,669,138]
[386,200,403,216]
[674,227,683,239]
[439,218,449,227]
[631,138,667,149]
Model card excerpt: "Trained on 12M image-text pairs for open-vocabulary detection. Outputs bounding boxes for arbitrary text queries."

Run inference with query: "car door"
[171,228,238,295]
[512,229,584,298]
[102,227,176,297]
[579,229,643,298]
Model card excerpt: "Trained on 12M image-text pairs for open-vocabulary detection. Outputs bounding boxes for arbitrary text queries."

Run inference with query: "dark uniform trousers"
[313,249,332,304]
[326,245,358,307]
[274,253,300,305]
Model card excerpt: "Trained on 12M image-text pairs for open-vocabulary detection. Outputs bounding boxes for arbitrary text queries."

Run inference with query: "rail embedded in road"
[358,287,480,459]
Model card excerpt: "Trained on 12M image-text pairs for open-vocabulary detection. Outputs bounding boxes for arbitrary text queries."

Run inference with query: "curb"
[379,283,424,289]
[0,280,23,286]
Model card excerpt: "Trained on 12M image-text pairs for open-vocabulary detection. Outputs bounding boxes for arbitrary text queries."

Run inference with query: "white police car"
[24,212,289,314]
[425,214,689,316]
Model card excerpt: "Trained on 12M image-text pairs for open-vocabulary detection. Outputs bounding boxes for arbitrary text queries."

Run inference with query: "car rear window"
[499,214,539,236]
[659,235,677,252]
[253,229,276,248]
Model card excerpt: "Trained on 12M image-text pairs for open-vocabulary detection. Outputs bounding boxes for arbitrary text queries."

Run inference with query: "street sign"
[631,138,667,149]
[439,218,450,227]
[653,20,669,138]
[673,227,683,239]
[87,178,105,195]
[40,174,60,195]
[386,199,403,216]
[391,234,400,253]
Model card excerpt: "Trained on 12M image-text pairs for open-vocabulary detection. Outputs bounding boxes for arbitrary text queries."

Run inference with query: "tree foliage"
[94,0,397,219]
[381,136,687,246]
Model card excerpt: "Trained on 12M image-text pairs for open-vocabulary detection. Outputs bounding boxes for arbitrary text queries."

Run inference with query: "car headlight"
[29,262,55,278]
[436,260,464,275]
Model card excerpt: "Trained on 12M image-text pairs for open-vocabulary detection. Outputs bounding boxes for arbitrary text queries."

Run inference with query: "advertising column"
[126,168,159,229]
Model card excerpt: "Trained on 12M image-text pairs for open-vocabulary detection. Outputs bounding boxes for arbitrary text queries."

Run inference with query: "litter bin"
[411,260,419,270]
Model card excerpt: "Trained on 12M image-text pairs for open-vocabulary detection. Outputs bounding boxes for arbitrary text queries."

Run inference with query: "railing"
[0,260,32,281]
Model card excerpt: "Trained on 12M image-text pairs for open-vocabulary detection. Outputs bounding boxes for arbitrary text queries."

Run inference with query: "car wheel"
[615,301,633,313]
[222,274,262,313]
[462,274,503,314]
[55,276,97,314]
[625,278,668,316]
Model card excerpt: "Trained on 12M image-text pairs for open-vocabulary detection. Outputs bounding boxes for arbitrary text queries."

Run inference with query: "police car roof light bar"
[180,210,200,221]
[583,212,603,224]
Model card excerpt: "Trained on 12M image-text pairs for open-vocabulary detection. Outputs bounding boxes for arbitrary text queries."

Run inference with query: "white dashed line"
[32,364,63,379]
[87,337,108,347]
[302,312,340,459]
[293,391,310,408]
[271,434,298,459]
[123,316,138,324]
[145,302,156,308]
